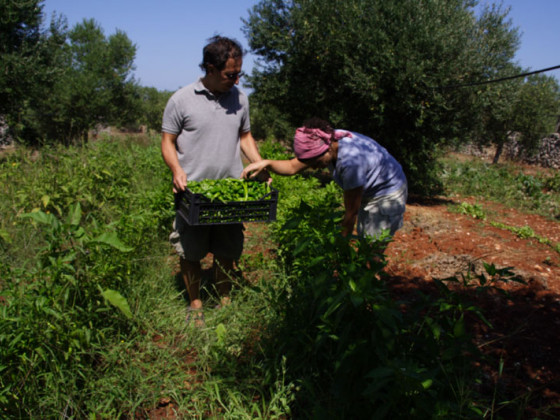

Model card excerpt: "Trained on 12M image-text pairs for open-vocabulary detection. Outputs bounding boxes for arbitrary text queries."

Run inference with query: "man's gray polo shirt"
[162,79,251,181]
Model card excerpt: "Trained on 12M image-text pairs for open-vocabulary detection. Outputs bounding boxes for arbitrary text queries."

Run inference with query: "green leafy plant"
[442,157,560,219]
[441,262,526,295]
[1,204,136,415]
[452,202,487,220]
[263,186,488,418]
[543,171,560,192]
[187,178,271,202]
[491,221,559,249]
[0,135,176,417]
[3,132,555,417]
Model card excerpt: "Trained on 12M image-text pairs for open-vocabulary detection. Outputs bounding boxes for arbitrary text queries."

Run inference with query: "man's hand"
[172,167,188,193]
[161,131,188,193]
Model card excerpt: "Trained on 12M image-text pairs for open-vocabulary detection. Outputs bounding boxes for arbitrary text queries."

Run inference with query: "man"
[242,118,407,239]
[161,36,265,325]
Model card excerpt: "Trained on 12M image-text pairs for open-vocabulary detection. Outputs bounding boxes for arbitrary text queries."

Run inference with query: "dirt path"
[384,194,560,417]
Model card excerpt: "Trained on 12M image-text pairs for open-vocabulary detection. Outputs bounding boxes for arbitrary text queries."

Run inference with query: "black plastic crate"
[175,186,278,226]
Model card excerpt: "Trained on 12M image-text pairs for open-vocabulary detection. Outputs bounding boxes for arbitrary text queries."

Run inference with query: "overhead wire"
[432,64,560,90]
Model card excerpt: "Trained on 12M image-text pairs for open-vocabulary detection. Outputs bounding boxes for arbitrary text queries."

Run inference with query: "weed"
[451,202,487,220]
[490,221,560,254]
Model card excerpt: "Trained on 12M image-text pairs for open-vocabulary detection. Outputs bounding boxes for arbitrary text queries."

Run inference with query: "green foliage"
[442,262,525,293]
[443,157,560,253]
[22,19,140,144]
[0,1,67,132]
[451,202,487,220]
[243,0,524,193]
[263,177,500,417]
[463,6,560,162]
[3,135,551,417]
[0,2,172,145]
[0,135,175,416]
[137,86,173,132]
[512,75,560,151]
[543,171,560,193]
[101,289,133,319]
[249,99,295,142]
[257,137,292,160]
[1,204,135,414]
[0,2,177,146]
[473,72,560,163]
[490,221,560,254]
[187,178,271,202]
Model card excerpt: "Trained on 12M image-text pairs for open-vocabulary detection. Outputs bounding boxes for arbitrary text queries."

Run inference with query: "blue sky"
[42,0,560,92]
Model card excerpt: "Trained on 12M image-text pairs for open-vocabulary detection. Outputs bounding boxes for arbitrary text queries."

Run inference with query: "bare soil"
[383,193,560,417]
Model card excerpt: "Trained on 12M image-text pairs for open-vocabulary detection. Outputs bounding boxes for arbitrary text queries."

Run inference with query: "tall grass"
[0,136,178,417]
[0,136,299,418]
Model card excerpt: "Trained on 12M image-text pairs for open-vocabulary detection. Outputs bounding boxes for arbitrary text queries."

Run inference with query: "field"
[1,136,560,418]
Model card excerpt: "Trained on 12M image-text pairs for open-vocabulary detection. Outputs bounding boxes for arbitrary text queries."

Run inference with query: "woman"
[242,118,407,239]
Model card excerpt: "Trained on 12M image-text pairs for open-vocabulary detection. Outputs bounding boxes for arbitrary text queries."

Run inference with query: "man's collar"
[194,78,209,94]
[194,78,233,98]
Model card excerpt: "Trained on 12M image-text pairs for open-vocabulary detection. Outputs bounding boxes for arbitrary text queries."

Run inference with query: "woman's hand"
[241,160,271,180]
[342,186,363,237]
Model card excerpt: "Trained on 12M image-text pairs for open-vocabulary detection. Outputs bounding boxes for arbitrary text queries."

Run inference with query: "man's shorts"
[357,184,407,239]
[169,215,244,261]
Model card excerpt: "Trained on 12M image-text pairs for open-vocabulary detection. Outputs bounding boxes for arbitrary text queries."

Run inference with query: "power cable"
[432,64,560,90]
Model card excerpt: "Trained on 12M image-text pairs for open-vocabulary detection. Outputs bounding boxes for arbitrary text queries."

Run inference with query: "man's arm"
[239,130,262,164]
[341,186,363,237]
[161,131,187,192]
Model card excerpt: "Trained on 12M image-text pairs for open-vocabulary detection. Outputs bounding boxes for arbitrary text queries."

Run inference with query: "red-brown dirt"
[383,194,560,417]
[386,195,560,291]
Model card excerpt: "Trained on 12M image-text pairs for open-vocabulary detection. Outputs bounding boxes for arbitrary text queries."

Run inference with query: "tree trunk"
[492,140,504,164]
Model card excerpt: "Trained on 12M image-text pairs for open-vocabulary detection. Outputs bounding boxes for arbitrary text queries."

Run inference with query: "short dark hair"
[200,35,244,73]
[302,117,333,134]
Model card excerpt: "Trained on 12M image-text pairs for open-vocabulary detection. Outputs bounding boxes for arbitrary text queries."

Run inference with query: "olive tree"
[137,87,173,133]
[513,74,560,151]
[471,71,559,163]
[242,0,522,192]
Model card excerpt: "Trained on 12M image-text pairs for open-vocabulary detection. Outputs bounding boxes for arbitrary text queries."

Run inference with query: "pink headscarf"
[293,128,353,159]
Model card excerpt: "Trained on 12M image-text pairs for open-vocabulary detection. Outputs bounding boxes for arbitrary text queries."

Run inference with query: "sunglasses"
[224,71,245,80]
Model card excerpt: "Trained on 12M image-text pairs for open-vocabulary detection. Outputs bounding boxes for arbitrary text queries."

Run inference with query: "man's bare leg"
[214,256,234,306]
[180,258,204,325]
